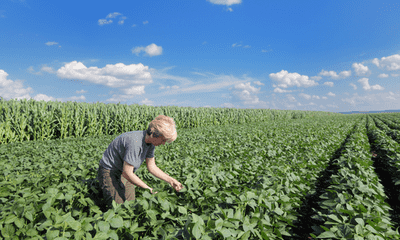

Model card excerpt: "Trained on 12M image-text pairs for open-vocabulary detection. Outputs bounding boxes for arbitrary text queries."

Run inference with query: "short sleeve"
[123,141,140,166]
[146,144,155,158]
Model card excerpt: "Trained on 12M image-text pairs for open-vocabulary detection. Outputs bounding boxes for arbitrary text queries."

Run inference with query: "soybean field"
[1,111,400,239]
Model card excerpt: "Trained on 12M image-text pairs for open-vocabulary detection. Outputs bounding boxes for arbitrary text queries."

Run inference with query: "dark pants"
[97,165,136,208]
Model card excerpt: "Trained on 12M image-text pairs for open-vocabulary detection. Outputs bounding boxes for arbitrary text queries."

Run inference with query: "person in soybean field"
[97,115,183,209]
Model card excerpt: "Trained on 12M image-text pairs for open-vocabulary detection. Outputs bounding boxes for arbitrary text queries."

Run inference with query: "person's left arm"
[146,157,173,184]
[146,157,183,192]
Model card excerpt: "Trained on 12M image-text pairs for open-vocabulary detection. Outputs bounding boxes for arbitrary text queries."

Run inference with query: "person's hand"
[148,187,157,194]
[169,178,183,192]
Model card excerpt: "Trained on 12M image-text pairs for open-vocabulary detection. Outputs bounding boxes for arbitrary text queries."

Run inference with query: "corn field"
[0,98,339,145]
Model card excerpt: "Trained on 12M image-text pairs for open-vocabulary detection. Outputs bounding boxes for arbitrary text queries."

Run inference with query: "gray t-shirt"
[99,130,155,174]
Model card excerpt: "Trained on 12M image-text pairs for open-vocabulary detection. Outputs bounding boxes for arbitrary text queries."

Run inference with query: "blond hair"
[146,115,177,143]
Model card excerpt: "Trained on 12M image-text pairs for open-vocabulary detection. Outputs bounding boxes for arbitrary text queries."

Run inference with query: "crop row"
[303,116,399,239]
[366,115,400,230]
[371,116,400,142]
[155,115,363,239]
[0,115,362,239]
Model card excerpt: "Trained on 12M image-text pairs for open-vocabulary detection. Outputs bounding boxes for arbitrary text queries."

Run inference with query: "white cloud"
[287,95,296,102]
[341,92,400,108]
[143,20,148,25]
[319,70,338,79]
[27,66,42,75]
[357,78,384,91]
[230,82,265,106]
[140,98,154,106]
[299,93,311,100]
[208,0,242,6]
[273,88,293,93]
[372,58,380,67]
[322,96,328,100]
[253,81,264,86]
[392,73,400,77]
[327,92,335,97]
[340,70,351,78]
[227,7,233,12]
[45,41,58,46]
[98,19,113,26]
[298,93,320,100]
[349,83,357,90]
[41,65,55,73]
[132,43,163,57]
[269,70,319,88]
[352,63,371,76]
[56,61,152,88]
[159,85,180,90]
[118,16,127,25]
[319,69,351,79]
[373,54,400,71]
[99,12,126,26]
[310,76,322,81]
[76,89,87,94]
[232,42,250,48]
[106,12,122,18]
[323,82,334,87]
[0,69,35,101]
[261,49,272,53]
[378,73,389,78]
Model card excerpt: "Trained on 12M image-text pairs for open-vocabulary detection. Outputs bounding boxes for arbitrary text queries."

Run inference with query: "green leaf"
[146,209,157,221]
[316,231,336,238]
[53,237,68,240]
[82,219,93,231]
[327,214,342,223]
[178,206,187,215]
[26,228,38,237]
[38,219,53,231]
[218,228,232,238]
[233,208,243,220]
[1,224,15,238]
[365,224,378,234]
[192,221,203,239]
[222,220,236,228]
[280,195,290,202]
[25,211,34,222]
[246,191,257,200]
[5,214,18,224]
[355,218,364,226]
[109,216,123,229]
[103,209,115,221]
[355,225,364,235]
[74,230,85,240]
[14,218,24,229]
[241,231,251,240]
[215,218,223,230]
[274,207,284,216]
[46,229,60,239]
[93,231,108,239]
[107,230,119,240]
[65,217,81,231]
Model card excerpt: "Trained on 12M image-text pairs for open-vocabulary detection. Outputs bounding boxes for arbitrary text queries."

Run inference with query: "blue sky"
[1,0,400,112]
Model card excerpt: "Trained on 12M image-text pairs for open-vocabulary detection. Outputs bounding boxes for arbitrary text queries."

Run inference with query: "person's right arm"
[122,161,150,189]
